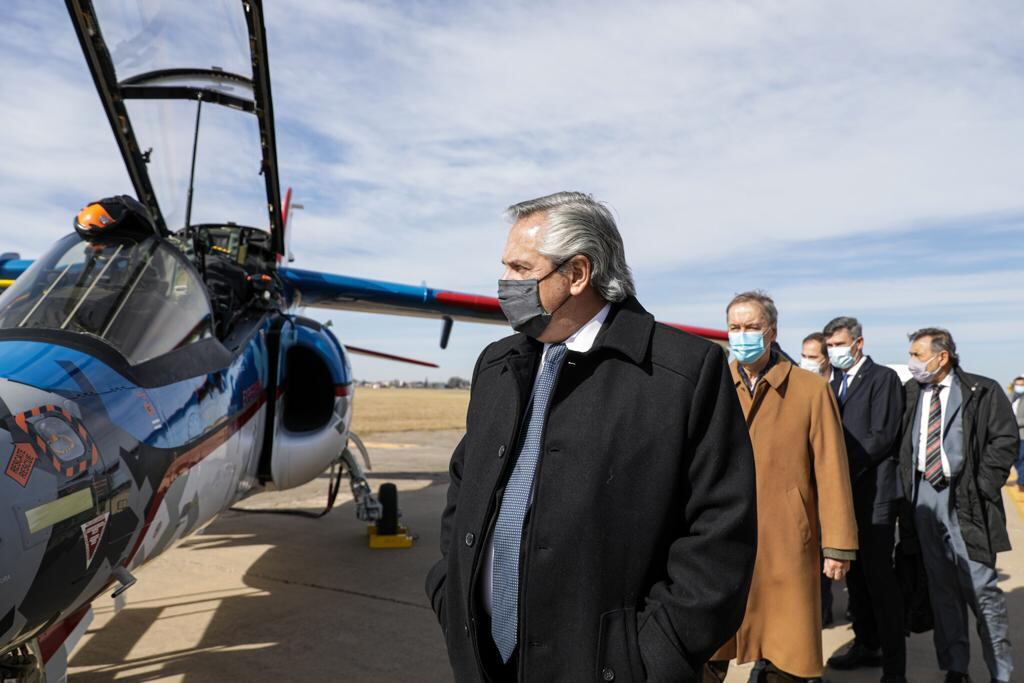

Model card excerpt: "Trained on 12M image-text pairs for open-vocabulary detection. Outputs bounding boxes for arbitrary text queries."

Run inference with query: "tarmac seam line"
[245,571,432,610]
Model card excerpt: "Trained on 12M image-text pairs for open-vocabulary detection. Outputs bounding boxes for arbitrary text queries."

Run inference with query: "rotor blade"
[344,345,439,368]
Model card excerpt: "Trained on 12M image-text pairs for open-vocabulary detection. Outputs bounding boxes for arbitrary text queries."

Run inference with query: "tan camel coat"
[713,358,859,678]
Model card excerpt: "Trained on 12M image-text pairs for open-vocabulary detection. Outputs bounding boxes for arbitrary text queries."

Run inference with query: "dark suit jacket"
[425,297,757,682]
[830,356,904,522]
[899,368,1018,566]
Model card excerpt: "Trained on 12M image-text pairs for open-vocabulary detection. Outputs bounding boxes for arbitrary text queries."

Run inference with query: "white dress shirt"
[917,373,954,477]
[480,303,611,615]
[536,303,611,374]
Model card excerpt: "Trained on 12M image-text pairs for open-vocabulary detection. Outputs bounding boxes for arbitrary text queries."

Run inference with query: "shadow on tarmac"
[70,473,455,682]
[816,575,1023,682]
[69,464,1024,682]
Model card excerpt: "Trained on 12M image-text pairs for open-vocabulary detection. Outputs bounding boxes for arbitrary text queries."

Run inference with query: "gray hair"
[726,290,778,329]
[505,191,635,303]
[908,327,960,367]
[823,316,863,340]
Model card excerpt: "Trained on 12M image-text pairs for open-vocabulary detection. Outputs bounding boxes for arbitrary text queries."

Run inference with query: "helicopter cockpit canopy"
[0,233,213,365]
[69,0,284,252]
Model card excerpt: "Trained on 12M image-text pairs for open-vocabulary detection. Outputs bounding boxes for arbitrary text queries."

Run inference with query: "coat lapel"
[730,358,791,425]
[589,296,654,365]
[841,356,875,403]
[829,367,842,397]
[944,374,964,436]
[484,331,541,411]
[504,351,539,408]
[729,362,755,421]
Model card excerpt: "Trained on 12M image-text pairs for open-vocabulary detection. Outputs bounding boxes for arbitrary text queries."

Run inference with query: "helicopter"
[0,1,728,680]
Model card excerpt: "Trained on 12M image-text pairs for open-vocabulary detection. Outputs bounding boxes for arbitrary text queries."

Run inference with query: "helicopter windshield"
[0,234,213,364]
[78,0,280,239]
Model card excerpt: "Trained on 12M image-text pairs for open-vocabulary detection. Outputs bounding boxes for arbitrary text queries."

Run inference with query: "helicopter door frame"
[66,0,286,254]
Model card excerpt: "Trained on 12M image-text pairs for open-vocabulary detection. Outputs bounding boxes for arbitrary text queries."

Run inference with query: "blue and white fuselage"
[0,248,354,672]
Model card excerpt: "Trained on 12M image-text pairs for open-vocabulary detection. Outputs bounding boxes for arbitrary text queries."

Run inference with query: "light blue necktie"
[491,343,567,663]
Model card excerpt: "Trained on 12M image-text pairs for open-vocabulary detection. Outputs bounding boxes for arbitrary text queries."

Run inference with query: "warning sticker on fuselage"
[5,443,38,487]
[82,512,109,568]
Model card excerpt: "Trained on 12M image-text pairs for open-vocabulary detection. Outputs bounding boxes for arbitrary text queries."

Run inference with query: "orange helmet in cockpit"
[74,195,157,241]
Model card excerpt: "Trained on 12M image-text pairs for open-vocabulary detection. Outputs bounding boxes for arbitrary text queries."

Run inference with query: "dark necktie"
[838,373,849,404]
[924,385,946,490]
[491,343,567,662]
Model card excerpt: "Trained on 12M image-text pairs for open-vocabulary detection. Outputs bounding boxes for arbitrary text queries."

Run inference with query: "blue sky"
[1,1,1022,385]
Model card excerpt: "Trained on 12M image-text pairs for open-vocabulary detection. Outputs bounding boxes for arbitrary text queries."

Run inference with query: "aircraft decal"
[242,381,263,407]
[4,443,37,487]
[8,404,98,479]
[81,513,109,568]
[124,387,270,566]
[137,391,161,430]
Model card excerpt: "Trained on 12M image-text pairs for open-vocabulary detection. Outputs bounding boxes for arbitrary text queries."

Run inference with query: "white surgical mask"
[800,357,824,374]
[908,355,943,384]
[828,345,857,370]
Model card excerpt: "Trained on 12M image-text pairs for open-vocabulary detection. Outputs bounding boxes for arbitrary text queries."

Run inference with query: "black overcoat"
[898,368,1019,567]
[829,356,904,522]
[425,297,757,682]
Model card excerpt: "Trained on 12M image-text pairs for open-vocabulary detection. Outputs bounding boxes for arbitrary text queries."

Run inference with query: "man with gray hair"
[708,291,857,682]
[823,316,906,682]
[898,328,1016,683]
[426,191,758,681]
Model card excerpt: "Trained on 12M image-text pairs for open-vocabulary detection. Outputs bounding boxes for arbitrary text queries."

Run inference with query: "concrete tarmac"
[68,430,1023,682]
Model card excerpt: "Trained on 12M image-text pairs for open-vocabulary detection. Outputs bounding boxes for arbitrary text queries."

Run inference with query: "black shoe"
[880,676,907,683]
[827,643,882,670]
[943,673,971,683]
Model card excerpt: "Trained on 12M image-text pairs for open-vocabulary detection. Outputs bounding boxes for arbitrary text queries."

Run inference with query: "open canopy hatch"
[67,0,285,255]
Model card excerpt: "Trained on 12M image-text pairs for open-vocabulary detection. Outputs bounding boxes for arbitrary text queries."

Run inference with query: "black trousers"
[846,514,906,675]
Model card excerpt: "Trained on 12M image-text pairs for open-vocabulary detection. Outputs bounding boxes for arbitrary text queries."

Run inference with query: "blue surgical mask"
[729,331,766,364]
[1013,385,1024,396]
[828,345,857,370]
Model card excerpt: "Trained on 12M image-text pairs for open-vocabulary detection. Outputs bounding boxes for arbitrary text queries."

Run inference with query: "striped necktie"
[924,385,946,490]
[491,342,566,663]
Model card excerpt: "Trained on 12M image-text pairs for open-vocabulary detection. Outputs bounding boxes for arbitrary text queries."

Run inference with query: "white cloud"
[259,0,1024,286]
[1,0,1021,379]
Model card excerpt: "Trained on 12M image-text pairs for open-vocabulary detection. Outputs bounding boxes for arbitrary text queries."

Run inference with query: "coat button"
[497,444,506,458]
[602,666,615,681]
[464,532,475,547]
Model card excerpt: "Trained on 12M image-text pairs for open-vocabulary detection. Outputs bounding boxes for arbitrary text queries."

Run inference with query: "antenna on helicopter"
[184,95,204,273]
[286,202,303,263]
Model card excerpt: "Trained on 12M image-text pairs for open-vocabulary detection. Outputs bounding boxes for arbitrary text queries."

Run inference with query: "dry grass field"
[350,387,470,435]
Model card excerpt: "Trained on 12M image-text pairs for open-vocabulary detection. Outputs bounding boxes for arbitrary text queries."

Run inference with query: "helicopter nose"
[0,388,107,644]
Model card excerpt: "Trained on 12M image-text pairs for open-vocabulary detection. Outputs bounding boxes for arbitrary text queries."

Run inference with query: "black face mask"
[497,264,570,339]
